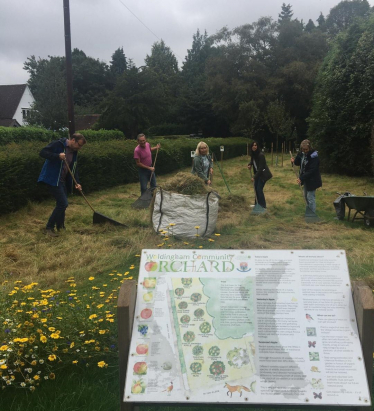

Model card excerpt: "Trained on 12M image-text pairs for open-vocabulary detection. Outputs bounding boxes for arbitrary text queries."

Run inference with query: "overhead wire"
[117,0,184,62]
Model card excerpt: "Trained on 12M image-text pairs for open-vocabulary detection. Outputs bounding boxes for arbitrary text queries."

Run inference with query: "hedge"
[0,127,125,145]
[0,137,249,215]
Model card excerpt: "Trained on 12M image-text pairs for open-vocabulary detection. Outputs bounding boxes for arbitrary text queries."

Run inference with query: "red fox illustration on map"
[224,383,251,397]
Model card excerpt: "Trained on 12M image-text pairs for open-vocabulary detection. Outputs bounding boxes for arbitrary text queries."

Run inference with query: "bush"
[0,137,248,215]
[0,127,125,146]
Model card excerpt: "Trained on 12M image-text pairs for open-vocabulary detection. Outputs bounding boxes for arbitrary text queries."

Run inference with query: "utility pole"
[63,0,75,137]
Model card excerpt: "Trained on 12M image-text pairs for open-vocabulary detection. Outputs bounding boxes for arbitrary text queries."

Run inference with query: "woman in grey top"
[191,141,213,185]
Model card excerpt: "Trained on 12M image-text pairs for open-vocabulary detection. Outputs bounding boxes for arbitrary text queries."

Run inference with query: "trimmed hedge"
[0,127,125,145]
[0,137,248,215]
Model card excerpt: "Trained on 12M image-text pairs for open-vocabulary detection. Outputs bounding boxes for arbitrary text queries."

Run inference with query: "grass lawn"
[1,154,373,411]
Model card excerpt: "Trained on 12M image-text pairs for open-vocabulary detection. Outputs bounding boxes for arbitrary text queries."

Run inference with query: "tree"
[316,12,326,28]
[145,40,179,75]
[177,29,222,135]
[71,48,111,110]
[96,67,166,138]
[325,0,370,36]
[144,40,180,125]
[305,19,316,32]
[233,100,263,140]
[110,47,127,77]
[278,3,294,24]
[205,17,278,135]
[308,15,374,175]
[24,55,68,130]
[265,100,294,154]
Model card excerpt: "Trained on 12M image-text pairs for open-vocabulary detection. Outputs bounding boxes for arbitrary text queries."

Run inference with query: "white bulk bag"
[152,188,219,238]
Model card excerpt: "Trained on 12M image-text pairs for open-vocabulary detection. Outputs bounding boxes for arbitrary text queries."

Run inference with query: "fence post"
[352,280,374,411]
[117,280,137,411]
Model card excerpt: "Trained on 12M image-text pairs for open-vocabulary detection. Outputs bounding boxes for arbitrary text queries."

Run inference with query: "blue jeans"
[47,183,68,230]
[254,179,267,208]
[139,168,156,195]
[303,186,316,212]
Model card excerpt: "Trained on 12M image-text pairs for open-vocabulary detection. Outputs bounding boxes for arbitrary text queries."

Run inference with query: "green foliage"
[110,47,127,77]
[278,3,294,24]
[0,127,59,145]
[0,127,124,145]
[97,67,167,138]
[24,55,68,130]
[24,50,112,130]
[308,15,374,176]
[325,0,371,36]
[0,137,247,214]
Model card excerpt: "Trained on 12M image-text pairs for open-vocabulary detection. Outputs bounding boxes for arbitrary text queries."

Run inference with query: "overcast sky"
[1,0,373,85]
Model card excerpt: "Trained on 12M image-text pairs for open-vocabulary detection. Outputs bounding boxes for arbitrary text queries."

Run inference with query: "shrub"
[0,127,125,146]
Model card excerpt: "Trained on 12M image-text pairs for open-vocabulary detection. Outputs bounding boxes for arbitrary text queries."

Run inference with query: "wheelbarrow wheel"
[364,209,374,227]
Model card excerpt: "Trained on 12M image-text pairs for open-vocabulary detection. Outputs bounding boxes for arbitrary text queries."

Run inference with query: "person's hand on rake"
[75,183,82,191]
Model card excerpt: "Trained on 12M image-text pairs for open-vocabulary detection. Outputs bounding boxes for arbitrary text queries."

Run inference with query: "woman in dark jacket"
[291,139,322,213]
[247,141,272,209]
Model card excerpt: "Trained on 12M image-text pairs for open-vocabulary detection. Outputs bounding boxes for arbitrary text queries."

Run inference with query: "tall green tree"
[110,47,128,77]
[325,0,370,36]
[71,48,111,110]
[278,3,294,24]
[308,15,374,175]
[205,17,278,137]
[144,40,180,125]
[24,55,68,130]
[178,29,224,136]
[97,67,166,138]
[265,100,294,153]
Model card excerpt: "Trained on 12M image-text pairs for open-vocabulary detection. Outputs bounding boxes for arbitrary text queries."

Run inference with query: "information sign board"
[124,249,370,406]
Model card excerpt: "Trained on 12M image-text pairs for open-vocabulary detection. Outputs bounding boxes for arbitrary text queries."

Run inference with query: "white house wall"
[14,85,35,126]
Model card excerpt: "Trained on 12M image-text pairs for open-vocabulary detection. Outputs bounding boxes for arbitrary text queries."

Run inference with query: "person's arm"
[39,141,64,161]
[192,156,209,182]
[293,152,302,166]
[253,154,266,180]
[299,156,319,183]
[135,158,154,171]
[150,143,161,152]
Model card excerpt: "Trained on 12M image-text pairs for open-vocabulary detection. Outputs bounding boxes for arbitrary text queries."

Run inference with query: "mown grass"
[1,154,374,411]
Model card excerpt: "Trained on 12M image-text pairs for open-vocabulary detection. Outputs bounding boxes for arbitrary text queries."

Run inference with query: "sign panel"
[124,249,370,406]
[220,146,224,152]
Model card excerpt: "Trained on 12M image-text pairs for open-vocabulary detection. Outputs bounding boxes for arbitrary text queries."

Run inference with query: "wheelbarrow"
[341,196,374,227]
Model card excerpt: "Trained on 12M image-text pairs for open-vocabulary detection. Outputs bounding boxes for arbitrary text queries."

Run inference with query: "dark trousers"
[254,178,267,208]
[138,168,156,195]
[46,183,68,230]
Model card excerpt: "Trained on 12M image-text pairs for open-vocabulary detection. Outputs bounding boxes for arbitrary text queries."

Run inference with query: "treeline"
[25,1,374,175]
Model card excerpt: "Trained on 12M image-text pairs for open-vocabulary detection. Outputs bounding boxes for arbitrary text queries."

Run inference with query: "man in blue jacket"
[38,133,86,237]
[291,139,322,213]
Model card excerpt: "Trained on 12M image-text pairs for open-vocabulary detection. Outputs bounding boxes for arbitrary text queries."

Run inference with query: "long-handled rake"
[131,148,159,209]
[212,152,231,194]
[249,169,266,215]
[289,151,320,222]
[64,159,127,226]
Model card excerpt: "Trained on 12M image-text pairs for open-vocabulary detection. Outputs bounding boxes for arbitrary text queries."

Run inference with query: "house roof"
[75,114,100,131]
[0,84,27,119]
[0,118,21,127]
